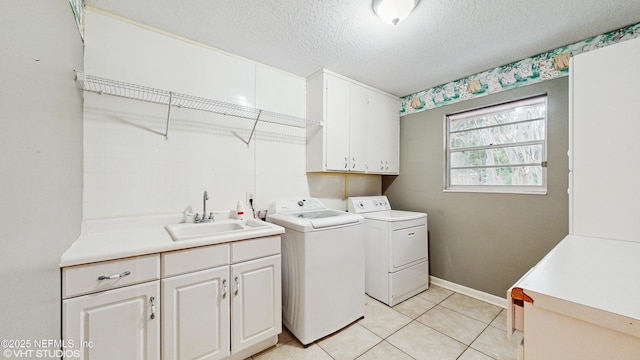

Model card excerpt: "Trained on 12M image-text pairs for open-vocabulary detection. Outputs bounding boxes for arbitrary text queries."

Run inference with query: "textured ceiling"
[85,0,640,97]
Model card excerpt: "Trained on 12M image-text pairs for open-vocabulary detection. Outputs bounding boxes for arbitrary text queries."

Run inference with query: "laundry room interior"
[2,1,640,359]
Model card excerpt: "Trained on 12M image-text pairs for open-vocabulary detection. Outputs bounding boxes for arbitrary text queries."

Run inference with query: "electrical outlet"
[246,192,254,206]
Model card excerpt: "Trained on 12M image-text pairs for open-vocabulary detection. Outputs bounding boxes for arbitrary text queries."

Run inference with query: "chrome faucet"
[203,190,209,216]
[194,191,214,223]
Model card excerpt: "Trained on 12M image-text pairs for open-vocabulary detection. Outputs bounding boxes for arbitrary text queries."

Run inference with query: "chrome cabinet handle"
[150,296,156,320]
[380,160,384,170]
[222,279,228,299]
[385,161,389,170]
[234,276,240,295]
[352,157,356,168]
[344,157,348,169]
[98,270,131,281]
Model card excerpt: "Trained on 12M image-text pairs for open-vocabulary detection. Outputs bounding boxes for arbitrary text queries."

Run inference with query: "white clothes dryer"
[348,196,428,306]
[267,198,365,346]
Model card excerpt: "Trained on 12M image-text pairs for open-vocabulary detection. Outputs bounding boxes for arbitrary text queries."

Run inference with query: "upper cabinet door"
[349,85,368,172]
[325,75,351,171]
[368,91,400,174]
[570,37,640,242]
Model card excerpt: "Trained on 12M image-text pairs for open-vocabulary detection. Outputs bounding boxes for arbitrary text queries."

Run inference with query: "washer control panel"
[272,198,326,213]
[348,196,392,213]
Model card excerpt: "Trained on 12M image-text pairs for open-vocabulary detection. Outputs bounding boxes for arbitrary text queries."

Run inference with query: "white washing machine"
[348,196,428,306]
[267,198,365,346]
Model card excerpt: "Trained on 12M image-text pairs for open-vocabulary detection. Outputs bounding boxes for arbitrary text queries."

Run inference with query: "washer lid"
[267,209,362,232]
[361,210,426,222]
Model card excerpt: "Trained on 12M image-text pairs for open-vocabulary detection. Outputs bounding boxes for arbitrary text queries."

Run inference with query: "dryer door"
[392,224,427,270]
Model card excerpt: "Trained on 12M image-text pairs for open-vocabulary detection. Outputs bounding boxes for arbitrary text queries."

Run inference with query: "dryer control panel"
[348,196,392,213]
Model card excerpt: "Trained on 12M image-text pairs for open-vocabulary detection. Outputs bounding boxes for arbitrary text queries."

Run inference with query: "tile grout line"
[262,286,506,360]
[460,307,505,360]
[367,289,462,359]
[352,290,455,360]
[388,289,504,360]
[318,321,382,360]
[358,318,417,359]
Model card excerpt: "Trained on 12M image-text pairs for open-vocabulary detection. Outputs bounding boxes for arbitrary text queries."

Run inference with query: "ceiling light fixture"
[373,0,419,25]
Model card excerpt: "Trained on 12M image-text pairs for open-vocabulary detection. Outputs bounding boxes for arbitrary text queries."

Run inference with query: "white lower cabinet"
[63,281,161,360]
[231,255,282,354]
[162,266,231,360]
[62,237,281,360]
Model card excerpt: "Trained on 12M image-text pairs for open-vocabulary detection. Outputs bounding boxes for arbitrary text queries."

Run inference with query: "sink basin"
[169,222,244,238]
[166,218,280,243]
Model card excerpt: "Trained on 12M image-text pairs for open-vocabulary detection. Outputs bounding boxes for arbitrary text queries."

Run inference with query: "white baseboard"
[429,276,507,309]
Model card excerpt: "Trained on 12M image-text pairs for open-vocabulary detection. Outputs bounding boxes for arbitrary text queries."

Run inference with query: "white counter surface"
[60,214,284,267]
[517,234,640,321]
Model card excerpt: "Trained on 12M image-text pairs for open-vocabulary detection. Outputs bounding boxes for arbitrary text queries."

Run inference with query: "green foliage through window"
[446,96,547,193]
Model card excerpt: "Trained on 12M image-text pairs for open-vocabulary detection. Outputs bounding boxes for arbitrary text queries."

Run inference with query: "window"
[445,95,547,194]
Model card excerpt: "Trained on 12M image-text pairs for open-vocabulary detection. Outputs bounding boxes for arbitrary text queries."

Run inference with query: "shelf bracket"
[234,110,262,145]
[165,92,173,140]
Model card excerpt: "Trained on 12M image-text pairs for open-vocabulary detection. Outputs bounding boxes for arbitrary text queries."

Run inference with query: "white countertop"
[60,213,284,267]
[517,234,640,321]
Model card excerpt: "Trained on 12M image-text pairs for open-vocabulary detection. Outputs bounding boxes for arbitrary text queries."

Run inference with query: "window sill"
[443,187,547,195]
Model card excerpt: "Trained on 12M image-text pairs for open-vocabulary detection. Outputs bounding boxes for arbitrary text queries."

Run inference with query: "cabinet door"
[368,91,400,174]
[325,75,351,171]
[231,255,282,354]
[570,37,640,242]
[162,266,230,360]
[63,281,160,360]
[349,85,368,172]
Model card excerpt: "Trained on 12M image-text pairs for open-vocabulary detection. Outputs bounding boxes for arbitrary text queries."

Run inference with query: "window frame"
[444,95,548,195]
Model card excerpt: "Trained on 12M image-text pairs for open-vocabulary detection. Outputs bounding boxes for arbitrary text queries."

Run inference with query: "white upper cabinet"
[306,69,399,174]
[367,91,400,174]
[349,84,369,172]
[324,74,352,171]
[570,36,640,242]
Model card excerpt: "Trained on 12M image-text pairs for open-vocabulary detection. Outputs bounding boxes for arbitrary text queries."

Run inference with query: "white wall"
[83,10,309,218]
[0,0,83,345]
[82,10,380,218]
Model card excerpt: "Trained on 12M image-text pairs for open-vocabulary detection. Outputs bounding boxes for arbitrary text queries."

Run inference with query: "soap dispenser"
[235,200,245,220]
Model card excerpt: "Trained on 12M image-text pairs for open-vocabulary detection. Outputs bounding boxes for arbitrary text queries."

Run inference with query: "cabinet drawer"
[162,244,230,278]
[231,236,280,263]
[62,254,160,299]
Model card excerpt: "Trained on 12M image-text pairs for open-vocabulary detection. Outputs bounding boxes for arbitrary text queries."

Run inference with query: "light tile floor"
[252,285,524,360]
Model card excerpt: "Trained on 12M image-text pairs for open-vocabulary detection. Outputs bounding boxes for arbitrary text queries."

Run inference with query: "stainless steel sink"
[166,218,279,242]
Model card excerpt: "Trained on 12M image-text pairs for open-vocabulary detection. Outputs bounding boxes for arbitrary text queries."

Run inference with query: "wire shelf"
[76,72,321,143]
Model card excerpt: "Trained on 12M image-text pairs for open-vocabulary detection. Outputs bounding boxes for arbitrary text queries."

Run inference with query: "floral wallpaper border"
[68,0,84,39]
[400,23,640,116]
